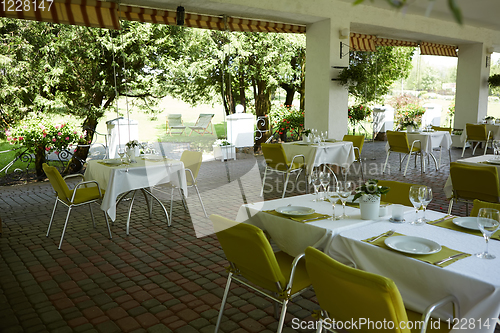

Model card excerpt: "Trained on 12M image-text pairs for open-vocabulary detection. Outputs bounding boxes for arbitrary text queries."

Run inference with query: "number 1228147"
[2,0,54,12]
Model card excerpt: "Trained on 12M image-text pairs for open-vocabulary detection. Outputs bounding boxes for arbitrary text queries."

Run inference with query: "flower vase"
[406,125,414,132]
[126,147,136,163]
[359,194,381,220]
[303,135,310,143]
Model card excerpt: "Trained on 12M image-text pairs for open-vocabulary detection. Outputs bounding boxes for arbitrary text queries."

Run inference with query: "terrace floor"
[1,141,498,333]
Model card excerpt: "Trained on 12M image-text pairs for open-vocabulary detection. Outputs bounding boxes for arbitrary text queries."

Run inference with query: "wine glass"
[409,185,423,225]
[338,181,354,219]
[476,208,500,259]
[319,171,330,201]
[310,171,322,202]
[117,147,126,163]
[493,140,500,158]
[327,185,340,220]
[419,186,433,222]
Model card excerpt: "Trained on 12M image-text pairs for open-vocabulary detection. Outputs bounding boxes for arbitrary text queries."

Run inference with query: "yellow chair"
[461,123,491,157]
[470,199,500,217]
[166,114,186,135]
[43,163,111,249]
[383,131,423,177]
[343,134,365,180]
[448,162,500,215]
[211,215,311,333]
[377,180,416,207]
[170,150,207,218]
[431,126,452,164]
[188,113,215,136]
[260,143,306,198]
[304,247,458,333]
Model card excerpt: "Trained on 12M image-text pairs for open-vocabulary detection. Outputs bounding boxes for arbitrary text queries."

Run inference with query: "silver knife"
[428,215,453,225]
[294,216,328,222]
[433,253,467,265]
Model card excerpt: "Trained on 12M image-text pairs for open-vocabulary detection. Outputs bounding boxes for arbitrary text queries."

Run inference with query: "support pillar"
[454,43,490,128]
[305,19,349,139]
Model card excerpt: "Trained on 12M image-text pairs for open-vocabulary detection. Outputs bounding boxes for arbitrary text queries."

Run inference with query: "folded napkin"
[263,210,330,223]
[362,231,471,267]
[427,217,500,241]
[98,161,127,167]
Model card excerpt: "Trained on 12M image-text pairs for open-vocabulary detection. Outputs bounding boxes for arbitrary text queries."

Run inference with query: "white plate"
[104,159,123,165]
[384,236,441,255]
[275,206,315,216]
[453,217,480,231]
[486,159,500,165]
[142,155,164,161]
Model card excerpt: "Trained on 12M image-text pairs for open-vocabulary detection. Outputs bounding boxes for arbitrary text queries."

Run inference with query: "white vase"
[126,147,136,163]
[359,194,381,220]
[406,125,414,132]
[303,135,310,143]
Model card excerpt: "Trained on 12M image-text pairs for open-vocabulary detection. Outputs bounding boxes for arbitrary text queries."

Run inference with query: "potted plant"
[484,116,495,125]
[213,139,236,162]
[126,140,140,162]
[352,180,390,220]
[302,129,312,142]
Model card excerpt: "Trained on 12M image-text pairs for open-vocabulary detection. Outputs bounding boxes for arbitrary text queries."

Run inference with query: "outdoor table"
[84,157,187,225]
[282,141,355,176]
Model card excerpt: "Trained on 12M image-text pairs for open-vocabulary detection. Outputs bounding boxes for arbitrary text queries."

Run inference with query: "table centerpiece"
[352,179,390,220]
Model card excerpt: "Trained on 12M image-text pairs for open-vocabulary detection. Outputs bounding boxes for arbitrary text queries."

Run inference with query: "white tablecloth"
[282,141,355,175]
[329,216,500,333]
[84,158,187,221]
[443,154,500,198]
[235,198,500,332]
[460,123,500,143]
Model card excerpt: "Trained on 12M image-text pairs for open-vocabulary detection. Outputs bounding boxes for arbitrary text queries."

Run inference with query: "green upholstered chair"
[304,246,458,333]
[462,123,491,157]
[43,163,111,249]
[211,214,311,333]
[260,143,306,198]
[343,134,365,180]
[470,199,500,217]
[377,180,416,207]
[448,162,500,215]
[383,131,423,177]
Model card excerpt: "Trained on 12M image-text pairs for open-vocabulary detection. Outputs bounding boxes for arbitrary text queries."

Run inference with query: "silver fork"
[367,230,395,243]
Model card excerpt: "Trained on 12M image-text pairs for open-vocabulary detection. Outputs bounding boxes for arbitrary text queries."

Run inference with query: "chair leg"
[403,153,412,177]
[448,148,452,163]
[170,187,175,221]
[89,204,96,228]
[484,141,489,155]
[179,188,188,211]
[472,142,478,155]
[260,167,268,197]
[47,199,59,237]
[214,272,233,333]
[448,198,454,215]
[461,140,467,157]
[276,299,289,333]
[193,184,208,217]
[126,191,137,236]
[58,207,73,250]
[382,151,390,174]
[282,173,291,198]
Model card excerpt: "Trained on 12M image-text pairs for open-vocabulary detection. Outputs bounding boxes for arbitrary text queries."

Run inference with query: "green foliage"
[488,74,500,87]
[6,116,83,154]
[338,46,414,104]
[348,104,371,126]
[395,104,426,129]
[353,179,390,202]
[268,104,304,139]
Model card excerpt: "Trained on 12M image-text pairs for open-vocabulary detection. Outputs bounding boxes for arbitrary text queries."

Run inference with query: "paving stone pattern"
[0,142,498,332]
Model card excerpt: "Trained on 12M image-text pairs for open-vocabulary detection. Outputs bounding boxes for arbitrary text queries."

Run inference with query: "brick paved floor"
[0,141,498,333]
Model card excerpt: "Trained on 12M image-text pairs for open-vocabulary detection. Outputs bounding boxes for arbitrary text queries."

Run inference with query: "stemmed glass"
[476,208,500,259]
[493,140,500,158]
[409,185,424,225]
[419,186,433,222]
[310,171,322,202]
[327,184,340,220]
[338,181,354,219]
[117,147,126,163]
[319,171,330,201]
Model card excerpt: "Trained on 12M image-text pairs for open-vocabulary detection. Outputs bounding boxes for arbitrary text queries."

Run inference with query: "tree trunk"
[35,146,46,179]
[63,116,98,175]
[254,79,271,151]
[239,69,246,112]
[280,83,295,107]
[300,60,306,111]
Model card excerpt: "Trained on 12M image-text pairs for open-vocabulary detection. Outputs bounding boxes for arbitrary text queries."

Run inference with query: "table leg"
[143,188,171,227]
[126,191,137,235]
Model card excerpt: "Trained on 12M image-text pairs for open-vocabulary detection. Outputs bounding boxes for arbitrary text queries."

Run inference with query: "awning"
[376,38,418,47]
[420,42,458,57]
[0,0,120,30]
[350,33,377,52]
[118,6,306,33]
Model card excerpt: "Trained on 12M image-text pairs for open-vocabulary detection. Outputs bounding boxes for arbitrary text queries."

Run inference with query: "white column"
[305,19,350,140]
[454,43,490,128]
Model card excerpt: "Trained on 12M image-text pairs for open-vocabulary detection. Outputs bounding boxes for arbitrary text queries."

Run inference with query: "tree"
[338,46,414,104]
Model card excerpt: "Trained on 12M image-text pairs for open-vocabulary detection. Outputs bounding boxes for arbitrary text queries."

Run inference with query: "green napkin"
[427,217,500,241]
[98,161,127,167]
[263,210,330,223]
[362,231,471,268]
